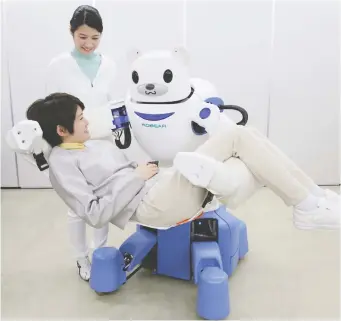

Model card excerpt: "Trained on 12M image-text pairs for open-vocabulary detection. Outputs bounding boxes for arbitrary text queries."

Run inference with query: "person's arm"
[49,156,146,228]
[45,60,61,95]
[105,58,122,102]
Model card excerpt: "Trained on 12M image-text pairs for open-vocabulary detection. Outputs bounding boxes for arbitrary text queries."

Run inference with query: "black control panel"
[190,218,218,242]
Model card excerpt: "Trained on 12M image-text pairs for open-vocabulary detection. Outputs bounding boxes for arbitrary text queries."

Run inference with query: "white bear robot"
[125,47,241,162]
[116,47,260,208]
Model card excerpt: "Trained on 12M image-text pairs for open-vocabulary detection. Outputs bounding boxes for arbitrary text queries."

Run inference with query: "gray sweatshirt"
[48,139,152,229]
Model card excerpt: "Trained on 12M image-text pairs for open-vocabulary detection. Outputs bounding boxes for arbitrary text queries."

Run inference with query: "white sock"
[295,194,319,211]
[310,185,325,197]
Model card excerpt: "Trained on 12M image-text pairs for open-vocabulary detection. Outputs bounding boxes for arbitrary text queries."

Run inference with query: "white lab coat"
[45,52,118,109]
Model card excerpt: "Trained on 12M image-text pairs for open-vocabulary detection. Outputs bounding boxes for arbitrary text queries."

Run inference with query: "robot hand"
[84,100,132,149]
[191,102,236,136]
[6,120,49,171]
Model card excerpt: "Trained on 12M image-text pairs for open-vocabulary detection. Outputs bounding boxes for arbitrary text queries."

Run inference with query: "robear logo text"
[142,123,167,129]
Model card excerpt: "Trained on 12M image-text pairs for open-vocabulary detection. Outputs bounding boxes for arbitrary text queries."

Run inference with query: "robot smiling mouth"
[133,87,195,105]
[145,91,156,95]
[134,111,174,121]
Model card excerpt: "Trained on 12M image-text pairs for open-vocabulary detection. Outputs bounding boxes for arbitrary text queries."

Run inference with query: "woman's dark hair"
[27,93,85,147]
[70,5,103,34]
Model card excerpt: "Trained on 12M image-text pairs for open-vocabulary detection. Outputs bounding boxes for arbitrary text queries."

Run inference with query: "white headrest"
[6,120,50,155]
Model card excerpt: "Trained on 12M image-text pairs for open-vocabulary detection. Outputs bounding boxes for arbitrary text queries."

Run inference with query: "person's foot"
[77,256,91,281]
[293,196,340,230]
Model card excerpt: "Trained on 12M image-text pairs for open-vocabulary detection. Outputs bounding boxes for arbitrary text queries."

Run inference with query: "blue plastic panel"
[157,222,191,280]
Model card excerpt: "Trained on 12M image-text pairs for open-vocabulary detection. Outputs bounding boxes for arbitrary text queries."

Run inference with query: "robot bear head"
[127,47,192,103]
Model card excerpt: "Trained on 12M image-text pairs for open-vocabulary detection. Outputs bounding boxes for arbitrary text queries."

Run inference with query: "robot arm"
[84,100,132,149]
[189,79,248,136]
[190,100,249,136]
[189,101,237,136]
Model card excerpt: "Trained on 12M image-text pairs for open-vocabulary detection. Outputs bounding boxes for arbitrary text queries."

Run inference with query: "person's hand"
[135,163,159,180]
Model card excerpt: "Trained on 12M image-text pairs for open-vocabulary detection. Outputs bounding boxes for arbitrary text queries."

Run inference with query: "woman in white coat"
[45,5,117,281]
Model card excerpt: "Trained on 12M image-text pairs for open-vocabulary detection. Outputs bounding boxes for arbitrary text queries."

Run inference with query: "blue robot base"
[141,205,248,281]
[90,205,248,320]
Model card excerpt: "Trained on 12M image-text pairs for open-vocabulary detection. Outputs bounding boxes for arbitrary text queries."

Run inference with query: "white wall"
[1,0,340,188]
[268,0,340,185]
[96,0,185,99]
[186,0,273,134]
[1,0,18,187]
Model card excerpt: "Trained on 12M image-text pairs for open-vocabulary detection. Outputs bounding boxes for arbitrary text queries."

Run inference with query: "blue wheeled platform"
[90,205,248,320]
[138,205,248,281]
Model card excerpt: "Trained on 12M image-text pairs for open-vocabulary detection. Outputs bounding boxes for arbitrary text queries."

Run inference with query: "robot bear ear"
[173,46,190,65]
[126,48,142,63]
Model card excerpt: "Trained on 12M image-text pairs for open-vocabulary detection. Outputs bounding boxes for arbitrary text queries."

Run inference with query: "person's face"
[72,107,90,142]
[57,106,90,143]
[72,24,101,55]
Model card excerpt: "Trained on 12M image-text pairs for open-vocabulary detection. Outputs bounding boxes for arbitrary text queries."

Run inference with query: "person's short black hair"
[26,93,85,147]
[70,5,103,34]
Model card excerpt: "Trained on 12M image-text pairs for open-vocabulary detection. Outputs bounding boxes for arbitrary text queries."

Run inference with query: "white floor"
[1,187,340,319]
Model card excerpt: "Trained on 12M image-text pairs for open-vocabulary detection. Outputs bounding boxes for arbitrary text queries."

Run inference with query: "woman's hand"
[135,163,159,180]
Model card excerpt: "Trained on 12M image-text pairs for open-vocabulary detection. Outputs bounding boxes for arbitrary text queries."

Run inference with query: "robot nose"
[146,83,155,90]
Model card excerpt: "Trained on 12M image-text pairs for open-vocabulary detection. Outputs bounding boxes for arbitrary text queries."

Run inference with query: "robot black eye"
[132,71,139,84]
[163,69,173,83]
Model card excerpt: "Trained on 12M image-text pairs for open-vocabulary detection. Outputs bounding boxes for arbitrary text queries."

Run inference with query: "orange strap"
[175,211,204,226]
